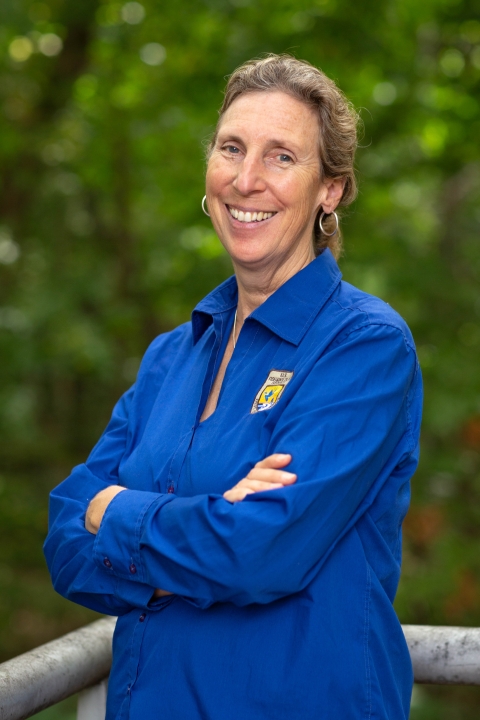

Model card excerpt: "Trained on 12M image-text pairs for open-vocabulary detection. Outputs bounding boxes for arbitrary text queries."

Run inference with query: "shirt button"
[103,558,112,568]
[139,613,146,622]
[129,563,137,574]
[167,486,174,494]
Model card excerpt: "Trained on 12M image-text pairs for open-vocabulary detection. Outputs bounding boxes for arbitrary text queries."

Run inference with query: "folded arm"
[85,455,297,599]
[91,323,420,609]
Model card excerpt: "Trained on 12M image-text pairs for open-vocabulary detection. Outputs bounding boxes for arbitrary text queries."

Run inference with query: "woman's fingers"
[224,481,282,503]
[223,472,296,503]
[223,487,255,503]
[223,453,297,503]
[242,479,285,492]
[224,478,284,501]
[246,467,297,485]
[223,480,285,503]
[254,453,292,469]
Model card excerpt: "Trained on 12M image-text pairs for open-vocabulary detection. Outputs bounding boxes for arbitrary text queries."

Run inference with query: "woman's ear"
[320,177,346,214]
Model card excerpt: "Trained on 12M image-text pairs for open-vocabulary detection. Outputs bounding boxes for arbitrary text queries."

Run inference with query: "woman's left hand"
[85,485,126,535]
[223,454,297,503]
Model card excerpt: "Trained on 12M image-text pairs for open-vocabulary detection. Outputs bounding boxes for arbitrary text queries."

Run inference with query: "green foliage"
[33,695,76,720]
[1,0,480,716]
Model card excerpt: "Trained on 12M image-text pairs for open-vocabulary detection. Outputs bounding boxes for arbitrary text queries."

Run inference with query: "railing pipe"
[403,624,480,685]
[0,617,115,720]
[1,620,480,719]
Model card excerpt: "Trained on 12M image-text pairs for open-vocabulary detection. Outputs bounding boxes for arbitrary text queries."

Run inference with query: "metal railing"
[0,620,479,720]
[0,618,114,720]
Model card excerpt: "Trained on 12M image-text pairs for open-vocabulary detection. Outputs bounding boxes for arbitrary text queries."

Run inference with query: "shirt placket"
[165,312,227,494]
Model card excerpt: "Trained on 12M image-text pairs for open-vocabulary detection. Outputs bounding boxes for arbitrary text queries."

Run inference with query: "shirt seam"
[133,496,159,583]
[194,313,228,431]
[330,317,416,354]
[331,296,371,318]
[166,424,198,489]
[404,359,421,456]
[364,562,372,720]
[209,312,225,401]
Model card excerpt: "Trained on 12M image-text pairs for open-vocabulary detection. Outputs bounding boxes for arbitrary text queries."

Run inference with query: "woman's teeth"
[228,207,275,222]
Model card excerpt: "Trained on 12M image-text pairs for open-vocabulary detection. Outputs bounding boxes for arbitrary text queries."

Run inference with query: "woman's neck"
[233,244,315,324]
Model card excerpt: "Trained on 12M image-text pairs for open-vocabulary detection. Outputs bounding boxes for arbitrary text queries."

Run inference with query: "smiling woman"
[45,54,422,720]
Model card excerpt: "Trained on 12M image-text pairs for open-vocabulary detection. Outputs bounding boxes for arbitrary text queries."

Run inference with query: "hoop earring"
[319,211,339,237]
[202,195,210,217]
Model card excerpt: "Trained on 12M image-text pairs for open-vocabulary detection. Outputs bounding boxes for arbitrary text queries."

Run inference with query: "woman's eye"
[278,154,293,163]
[224,145,240,154]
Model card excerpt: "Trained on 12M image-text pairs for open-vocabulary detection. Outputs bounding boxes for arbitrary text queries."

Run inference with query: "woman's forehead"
[217,90,320,149]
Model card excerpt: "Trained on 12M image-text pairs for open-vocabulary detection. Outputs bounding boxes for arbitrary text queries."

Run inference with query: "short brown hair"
[208,54,359,258]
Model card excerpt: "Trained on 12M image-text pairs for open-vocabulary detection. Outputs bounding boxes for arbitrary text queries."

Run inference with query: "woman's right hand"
[223,454,297,503]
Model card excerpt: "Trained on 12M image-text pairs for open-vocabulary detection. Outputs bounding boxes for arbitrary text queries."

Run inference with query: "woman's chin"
[219,225,277,261]
[226,240,278,268]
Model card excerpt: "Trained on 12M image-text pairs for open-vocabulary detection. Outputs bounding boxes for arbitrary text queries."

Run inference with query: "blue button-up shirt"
[44,249,422,720]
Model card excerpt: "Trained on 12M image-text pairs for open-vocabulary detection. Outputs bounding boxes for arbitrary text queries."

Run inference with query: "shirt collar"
[192,248,342,346]
[191,276,238,344]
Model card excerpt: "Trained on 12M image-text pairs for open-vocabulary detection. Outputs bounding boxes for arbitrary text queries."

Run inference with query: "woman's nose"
[233,155,266,195]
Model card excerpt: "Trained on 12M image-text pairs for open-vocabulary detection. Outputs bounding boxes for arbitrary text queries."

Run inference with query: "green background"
[1,0,480,717]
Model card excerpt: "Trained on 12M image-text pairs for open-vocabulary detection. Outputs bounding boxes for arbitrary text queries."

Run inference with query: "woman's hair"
[208,54,359,258]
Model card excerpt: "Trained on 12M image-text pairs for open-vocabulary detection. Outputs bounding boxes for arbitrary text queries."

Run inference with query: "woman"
[45,55,422,719]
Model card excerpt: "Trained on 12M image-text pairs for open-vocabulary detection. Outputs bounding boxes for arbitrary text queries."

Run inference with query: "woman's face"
[206,90,342,272]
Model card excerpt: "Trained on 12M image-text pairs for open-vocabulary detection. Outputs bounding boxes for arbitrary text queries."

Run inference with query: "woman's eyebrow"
[267,138,298,152]
[217,132,298,152]
[216,133,244,145]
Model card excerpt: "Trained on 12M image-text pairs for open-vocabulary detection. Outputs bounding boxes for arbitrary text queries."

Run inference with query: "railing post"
[77,679,108,720]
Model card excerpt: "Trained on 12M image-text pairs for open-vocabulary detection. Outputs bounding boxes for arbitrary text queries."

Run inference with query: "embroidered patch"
[251,369,294,414]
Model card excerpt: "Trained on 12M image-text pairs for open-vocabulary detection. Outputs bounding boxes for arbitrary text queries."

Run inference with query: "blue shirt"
[44,249,422,720]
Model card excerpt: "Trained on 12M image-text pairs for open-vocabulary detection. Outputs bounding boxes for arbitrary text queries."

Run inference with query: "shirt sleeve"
[43,386,162,615]
[92,322,421,609]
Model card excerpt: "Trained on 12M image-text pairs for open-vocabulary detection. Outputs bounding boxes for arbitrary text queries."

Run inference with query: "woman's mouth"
[227,205,277,223]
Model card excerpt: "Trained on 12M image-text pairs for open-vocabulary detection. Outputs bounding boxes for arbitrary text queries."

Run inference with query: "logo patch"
[251,369,294,413]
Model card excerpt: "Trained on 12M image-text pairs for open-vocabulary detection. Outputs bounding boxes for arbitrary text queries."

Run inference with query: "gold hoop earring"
[318,211,339,237]
[202,195,210,217]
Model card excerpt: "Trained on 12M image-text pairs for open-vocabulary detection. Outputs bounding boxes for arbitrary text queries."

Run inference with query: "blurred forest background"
[1,0,480,717]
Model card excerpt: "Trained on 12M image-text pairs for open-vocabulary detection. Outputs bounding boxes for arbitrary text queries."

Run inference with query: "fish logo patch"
[251,369,294,413]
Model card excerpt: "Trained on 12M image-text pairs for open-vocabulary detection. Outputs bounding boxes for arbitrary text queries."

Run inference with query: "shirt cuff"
[113,577,161,611]
[93,487,169,584]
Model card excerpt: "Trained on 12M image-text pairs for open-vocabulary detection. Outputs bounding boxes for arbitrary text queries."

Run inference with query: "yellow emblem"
[251,370,294,413]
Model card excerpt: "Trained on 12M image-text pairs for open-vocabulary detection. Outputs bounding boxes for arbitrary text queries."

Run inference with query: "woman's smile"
[226,204,277,224]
